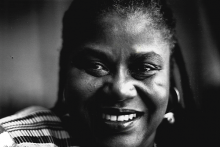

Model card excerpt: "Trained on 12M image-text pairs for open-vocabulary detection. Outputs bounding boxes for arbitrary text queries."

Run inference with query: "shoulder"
[0,106,74,147]
[0,106,52,124]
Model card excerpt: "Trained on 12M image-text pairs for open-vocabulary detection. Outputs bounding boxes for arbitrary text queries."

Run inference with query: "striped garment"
[0,106,78,147]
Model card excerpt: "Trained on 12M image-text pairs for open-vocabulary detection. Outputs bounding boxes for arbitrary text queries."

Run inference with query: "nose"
[103,66,137,102]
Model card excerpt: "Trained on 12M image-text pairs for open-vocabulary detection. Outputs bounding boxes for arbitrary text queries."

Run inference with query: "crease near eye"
[79,59,110,77]
[129,63,161,80]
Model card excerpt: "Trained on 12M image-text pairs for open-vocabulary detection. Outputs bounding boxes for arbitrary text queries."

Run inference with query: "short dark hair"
[62,0,176,48]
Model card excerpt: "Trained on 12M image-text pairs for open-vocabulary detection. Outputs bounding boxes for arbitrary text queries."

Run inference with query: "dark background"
[0,0,72,116]
[0,0,220,145]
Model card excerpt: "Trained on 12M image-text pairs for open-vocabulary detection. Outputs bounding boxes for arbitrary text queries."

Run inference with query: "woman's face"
[65,13,171,147]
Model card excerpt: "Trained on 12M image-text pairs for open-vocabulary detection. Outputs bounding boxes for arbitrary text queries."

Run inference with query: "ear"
[170,43,195,110]
[168,50,184,111]
[166,87,180,113]
[164,87,180,124]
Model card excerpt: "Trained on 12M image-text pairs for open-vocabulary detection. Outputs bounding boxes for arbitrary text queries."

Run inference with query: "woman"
[0,0,196,147]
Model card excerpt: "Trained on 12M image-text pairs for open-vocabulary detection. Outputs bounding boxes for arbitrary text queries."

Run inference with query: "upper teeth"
[102,113,137,122]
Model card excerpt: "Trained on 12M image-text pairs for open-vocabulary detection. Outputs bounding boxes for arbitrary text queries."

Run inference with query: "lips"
[96,108,144,133]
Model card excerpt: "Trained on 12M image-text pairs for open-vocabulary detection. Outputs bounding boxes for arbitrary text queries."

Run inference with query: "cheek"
[153,67,170,114]
[65,68,100,111]
[144,62,170,116]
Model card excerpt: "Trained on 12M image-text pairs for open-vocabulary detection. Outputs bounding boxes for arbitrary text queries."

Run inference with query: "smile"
[100,108,144,121]
[97,108,144,132]
[102,113,137,122]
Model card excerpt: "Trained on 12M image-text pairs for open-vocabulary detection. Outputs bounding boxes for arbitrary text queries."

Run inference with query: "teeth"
[117,115,124,121]
[124,115,129,121]
[111,115,117,121]
[102,113,137,122]
[133,113,136,118]
[106,114,111,120]
[129,114,134,120]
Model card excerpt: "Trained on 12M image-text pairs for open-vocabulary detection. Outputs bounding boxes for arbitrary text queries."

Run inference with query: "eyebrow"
[74,47,163,65]
[74,47,113,61]
[129,52,163,65]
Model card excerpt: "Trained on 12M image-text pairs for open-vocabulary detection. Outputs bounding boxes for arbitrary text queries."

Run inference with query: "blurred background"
[0,0,72,116]
[0,0,220,141]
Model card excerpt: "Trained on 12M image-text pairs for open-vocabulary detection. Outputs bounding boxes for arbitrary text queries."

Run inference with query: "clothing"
[0,106,77,147]
[0,106,160,147]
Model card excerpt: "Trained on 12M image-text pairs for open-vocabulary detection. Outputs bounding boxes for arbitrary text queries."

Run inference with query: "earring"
[164,87,180,124]
[173,87,180,103]
[164,112,175,124]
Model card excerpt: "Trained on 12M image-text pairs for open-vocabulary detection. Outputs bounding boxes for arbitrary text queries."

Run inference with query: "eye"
[130,63,160,80]
[136,64,153,72]
[71,54,110,77]
[84,61,109,77]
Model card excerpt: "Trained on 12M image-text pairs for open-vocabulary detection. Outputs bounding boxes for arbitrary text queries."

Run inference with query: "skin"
[65,12,171,147]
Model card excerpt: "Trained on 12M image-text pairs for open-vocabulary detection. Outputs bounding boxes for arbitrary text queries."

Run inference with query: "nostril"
[101,81,137,103]
[119,83,137,98]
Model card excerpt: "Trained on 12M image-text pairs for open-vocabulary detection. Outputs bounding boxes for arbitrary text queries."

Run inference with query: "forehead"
[75,11,171,59]
[97,11,168,47]
[102,11,153,35]
[89,11,168,51]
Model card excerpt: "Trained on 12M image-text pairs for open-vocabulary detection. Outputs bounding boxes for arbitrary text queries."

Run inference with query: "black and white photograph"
[0,0,220,147]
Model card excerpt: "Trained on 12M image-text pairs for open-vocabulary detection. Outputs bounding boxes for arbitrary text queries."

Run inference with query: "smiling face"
[65,11,171,147]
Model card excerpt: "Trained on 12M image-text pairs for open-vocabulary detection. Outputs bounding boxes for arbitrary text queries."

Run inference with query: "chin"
[96,133,148,147]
